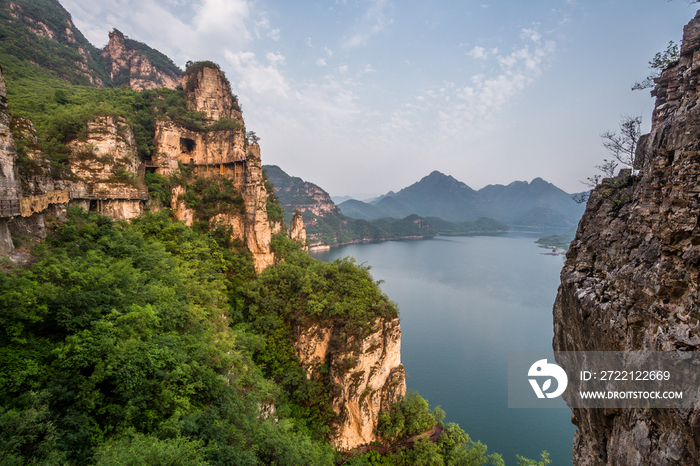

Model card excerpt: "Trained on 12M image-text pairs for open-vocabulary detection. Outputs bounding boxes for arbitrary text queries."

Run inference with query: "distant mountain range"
[264,165,510,247]
[338,171,585,228]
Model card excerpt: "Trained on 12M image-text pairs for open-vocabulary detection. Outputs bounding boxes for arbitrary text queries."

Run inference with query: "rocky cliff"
[153,63,273,272]
[0,65,20,253]
[553,11,700,465]
[62,115,145,220]
[265,164,341,218]
[294,317,406,450]
[290,210,308,251]
[101,29,181,90]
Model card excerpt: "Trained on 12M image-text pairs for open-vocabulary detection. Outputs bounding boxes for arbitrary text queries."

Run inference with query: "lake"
[310,230,577,465]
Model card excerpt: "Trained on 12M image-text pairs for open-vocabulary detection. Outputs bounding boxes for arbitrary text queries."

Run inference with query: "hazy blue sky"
[63,0,698,197]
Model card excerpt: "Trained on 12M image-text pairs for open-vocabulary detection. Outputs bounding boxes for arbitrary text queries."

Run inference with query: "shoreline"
[308,229,511,252]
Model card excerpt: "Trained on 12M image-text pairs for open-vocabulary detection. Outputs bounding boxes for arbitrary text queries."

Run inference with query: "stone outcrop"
[154,64,273,272]
[243,143,274,272]
[294,317,406,451]
[10,118,55,196]
[101,29,180,90]
[0,67,20,254]
[152,120,246,177]
[553,10,700,465]
[0,67,20,201]
[182,65,243,122]
[63,116,145,220]
[290,210,308,251]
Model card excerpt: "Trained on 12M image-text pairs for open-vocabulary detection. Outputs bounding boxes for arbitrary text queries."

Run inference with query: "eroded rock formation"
[553,10,700,465]
[101,29,180,90]
[153,64,273,273]
[0,66,20,254]
[290,210,308,251]
[63,116,145,220]
[294,317,406,451]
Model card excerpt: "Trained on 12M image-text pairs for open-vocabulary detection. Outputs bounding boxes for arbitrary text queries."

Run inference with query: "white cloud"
[266,52,285,65]
[520,27,542,43]
[254,14,270,38]
[268,28,280,41]
[467,46,488,59]
[316,58,327,66]
[338,65,349,73]
[225,50,290,98]
[324,47,334,57]
[306,37,313,47]
[359,64,376,74]
[193,0,250,40]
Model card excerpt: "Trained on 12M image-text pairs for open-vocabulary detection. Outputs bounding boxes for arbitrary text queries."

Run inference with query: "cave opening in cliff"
[180,137,195,153]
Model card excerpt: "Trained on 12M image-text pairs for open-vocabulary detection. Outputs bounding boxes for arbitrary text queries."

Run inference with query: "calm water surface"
[310,230,577,465]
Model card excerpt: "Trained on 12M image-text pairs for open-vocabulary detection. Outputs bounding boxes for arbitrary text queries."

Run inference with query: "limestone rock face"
[290,211,308,251]
[294,317,406,451]
[10,118,54,196]
[152,120,246,176]
[154,65,273,273]
[182,66,243,123]
[553,10,700,465]
[170,185,194,227]
[244,144,274,273]
[0,67,20,201]
[101,29,180,90]
[64,116,144,220]
[0,68,20,254]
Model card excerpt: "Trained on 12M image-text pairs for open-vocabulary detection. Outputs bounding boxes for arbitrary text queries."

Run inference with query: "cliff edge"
[553,11,700,465]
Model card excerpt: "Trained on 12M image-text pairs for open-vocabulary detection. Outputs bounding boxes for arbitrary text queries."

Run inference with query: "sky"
[62,0,699,198]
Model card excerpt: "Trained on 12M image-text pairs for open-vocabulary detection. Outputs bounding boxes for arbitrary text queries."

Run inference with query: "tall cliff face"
[553,11,700,465]
[153,64,273,273]
[0,67,19,201]
[0,67,20,254]
[294,317,406,451]
[101,29,181,90]
[182,65,243,123]
[62,116,145,220]
[290,210,308,251]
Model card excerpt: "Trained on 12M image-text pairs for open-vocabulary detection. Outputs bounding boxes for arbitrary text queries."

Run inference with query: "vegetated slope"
[340,171,584,227]
[264,165,509,246]
[0,0,108,86]
[0,209,519,465]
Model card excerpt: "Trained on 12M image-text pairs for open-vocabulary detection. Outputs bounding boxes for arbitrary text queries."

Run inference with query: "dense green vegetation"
[0,0,109,86]
[0,208,545,465]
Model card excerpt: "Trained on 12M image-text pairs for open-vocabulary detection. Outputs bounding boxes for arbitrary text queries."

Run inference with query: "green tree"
[632,41,679,90]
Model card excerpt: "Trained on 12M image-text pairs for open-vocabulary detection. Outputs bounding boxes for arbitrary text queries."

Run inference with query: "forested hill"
[339,171,585,228]
[0,0,181,88]
[265,164,510,247]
